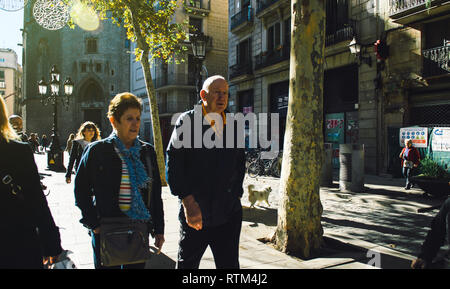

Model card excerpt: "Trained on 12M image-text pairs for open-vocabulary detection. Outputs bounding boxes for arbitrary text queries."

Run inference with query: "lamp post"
[191,32,209,99]
[348,36,372,67]
[38,65,74,172]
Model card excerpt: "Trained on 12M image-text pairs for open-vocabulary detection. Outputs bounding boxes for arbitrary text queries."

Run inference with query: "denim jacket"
[74,135,164,234]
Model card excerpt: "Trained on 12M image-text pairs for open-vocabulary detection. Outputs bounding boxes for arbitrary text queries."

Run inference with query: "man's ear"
[200,89,207,102]
[109,117,116,128]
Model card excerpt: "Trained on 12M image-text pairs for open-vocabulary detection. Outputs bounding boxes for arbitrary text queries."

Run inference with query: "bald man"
[166,75,246,269]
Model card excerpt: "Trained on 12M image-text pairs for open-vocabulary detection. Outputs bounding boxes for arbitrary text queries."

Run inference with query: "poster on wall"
[431,127,450,152]
[399,127,428,148]
[325,113,345,169]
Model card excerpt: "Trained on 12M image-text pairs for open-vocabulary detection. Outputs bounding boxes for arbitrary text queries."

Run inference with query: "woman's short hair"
[75,121,101,141]
[0,97,19,142]
[107,92,142,123]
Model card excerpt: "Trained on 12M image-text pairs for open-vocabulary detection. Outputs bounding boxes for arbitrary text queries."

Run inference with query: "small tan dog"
[247,184,272,208]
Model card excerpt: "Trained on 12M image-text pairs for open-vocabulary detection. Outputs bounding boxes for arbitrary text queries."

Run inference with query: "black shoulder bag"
[99,147,155,267]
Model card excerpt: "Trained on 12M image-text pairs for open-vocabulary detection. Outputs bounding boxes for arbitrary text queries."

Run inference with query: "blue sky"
[0,9,24,65]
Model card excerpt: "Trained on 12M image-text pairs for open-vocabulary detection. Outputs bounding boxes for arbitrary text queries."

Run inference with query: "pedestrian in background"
[0,96,63,268]
[65,133,75,153]
[41,134,49,152]
[29,133,40,153]
[399,139,421,190]
[166,75,246,269]
[74,92,164,269]
[8,114,28,143]
[65,122,101,184]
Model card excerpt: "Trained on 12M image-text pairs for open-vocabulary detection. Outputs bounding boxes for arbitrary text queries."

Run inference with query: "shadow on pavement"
[145,246,176,269]
[242,206,277,227]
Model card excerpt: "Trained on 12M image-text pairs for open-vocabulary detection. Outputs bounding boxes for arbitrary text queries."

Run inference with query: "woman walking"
[399,139,421,190]
[74,92,164,269]
[65,122,101,184]
[0,96,63,268]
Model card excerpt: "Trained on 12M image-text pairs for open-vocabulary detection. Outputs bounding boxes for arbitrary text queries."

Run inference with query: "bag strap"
[0,169,24,199]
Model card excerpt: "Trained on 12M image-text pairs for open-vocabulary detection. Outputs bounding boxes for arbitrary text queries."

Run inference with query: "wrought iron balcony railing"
[388,0,448,16]
[231,6,253,31]
[230,61,253,79]
[325,25,354,47]
[256,0,281,15]
[255,44,290,70]
[185,0,211,13]
[422,40,450,78]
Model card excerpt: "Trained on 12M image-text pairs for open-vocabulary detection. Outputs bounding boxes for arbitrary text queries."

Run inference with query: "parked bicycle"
[247,149,282,178]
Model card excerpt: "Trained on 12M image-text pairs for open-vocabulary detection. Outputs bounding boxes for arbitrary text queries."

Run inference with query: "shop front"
[324,65,359,168]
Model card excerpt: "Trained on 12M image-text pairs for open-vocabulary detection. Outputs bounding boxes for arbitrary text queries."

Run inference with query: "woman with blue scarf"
[74,93,164,269]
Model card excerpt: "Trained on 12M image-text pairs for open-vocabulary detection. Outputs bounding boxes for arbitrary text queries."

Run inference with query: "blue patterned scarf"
[112,132,151,220]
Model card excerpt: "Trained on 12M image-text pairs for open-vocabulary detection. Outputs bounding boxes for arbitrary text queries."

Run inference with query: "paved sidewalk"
[36,152,448,269]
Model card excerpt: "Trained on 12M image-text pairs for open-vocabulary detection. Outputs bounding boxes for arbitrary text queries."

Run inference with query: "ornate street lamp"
[191,32,209,99]
[38,65,74,172]
[348,36,372,67]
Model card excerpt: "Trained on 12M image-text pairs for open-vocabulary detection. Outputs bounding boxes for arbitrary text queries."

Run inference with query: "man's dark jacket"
[166,107,246,228]
[74,135,164,234]
[0,139,62,268]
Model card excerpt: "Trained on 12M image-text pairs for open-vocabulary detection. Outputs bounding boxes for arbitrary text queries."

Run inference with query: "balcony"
[422,41,450,78]
[184,0,211,16]
[256,0,290,18]
[254,44,290,71]
[230,6,253,33]
[230,61,253,80]
[389,0,450,25]
[325,25,354,47]
[153,73,195,90]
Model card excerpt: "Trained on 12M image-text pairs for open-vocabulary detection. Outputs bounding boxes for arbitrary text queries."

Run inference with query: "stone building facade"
[0,48,22,116]
[21,0,130,142]
[130,0,229,149]
[228,0,450,175]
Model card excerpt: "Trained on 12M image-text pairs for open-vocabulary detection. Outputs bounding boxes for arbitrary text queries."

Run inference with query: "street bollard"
[339,144,365,192]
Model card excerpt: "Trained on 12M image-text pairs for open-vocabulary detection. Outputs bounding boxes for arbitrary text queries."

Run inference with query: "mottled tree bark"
[274,0,325,259]
[129,6,167,186]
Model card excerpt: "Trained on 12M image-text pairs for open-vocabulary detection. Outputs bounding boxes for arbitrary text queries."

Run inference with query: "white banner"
[399,127,428,148]
[431,127,450,152]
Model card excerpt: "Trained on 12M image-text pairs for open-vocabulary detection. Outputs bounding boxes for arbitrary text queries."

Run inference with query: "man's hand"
[411,258,427,269]
[182,195,203,231]
[154,234,165,254]
[65,177,71,184]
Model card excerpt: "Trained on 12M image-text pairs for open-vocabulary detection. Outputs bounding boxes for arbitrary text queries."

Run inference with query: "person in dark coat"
[74,92,164,269]
[65,122,101,184]
[0,97,62,268]
[41,134,49,152]
[412,197,450,269]
[166,75,246,269]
